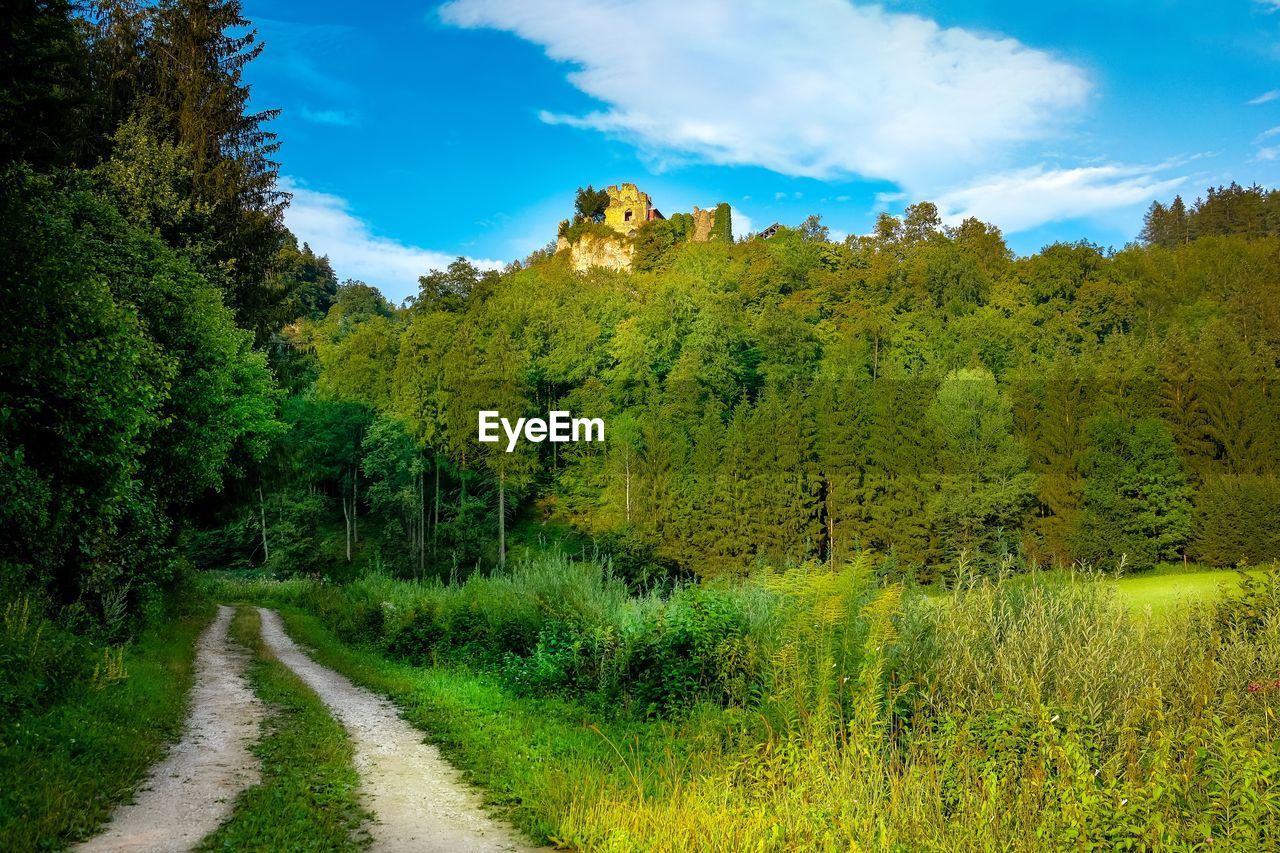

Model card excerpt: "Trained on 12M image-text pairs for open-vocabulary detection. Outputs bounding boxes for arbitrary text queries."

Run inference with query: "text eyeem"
[478,410,605,452]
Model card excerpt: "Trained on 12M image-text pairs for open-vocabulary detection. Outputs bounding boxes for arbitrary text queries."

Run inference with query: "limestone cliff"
[561,231,633,273]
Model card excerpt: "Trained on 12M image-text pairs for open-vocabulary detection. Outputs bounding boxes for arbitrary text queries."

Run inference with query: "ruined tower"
[603,183,664,237]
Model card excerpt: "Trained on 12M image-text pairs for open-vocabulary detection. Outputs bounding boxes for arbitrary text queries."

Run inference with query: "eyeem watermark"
[478,410,605,452]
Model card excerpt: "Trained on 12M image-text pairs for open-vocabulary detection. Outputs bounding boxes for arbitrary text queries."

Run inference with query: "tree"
[927,367,1033,568]
[0,167,280,612]
[145,0,288,340]
[413,257,482,312]
[1191,474,1280,566]
[0,0,93,169]
[1072,411,1191,571]
[574,185,609,223]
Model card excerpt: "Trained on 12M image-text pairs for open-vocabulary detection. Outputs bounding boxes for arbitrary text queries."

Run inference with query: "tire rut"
[76,605,264,853]
[255,607,541,853]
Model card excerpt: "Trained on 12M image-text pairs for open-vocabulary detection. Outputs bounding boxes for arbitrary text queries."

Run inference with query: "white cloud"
[440,0,1089,186]
[282,179,504,304]
[933,164,1186,233]
[300,107,361,127]
[1249,89,1280,105]
[729,206,753,238]
[1258,146,1280,161]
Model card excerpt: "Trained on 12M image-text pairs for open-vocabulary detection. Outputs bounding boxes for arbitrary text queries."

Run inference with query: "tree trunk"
[258,485,270,565]
[341,483,352,563]
[419,468,425,578]
[624,450,632,524]
[498,473,506,569]
[433,460,441,558]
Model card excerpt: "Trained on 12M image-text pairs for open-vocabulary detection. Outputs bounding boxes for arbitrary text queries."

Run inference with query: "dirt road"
[76,605,264,853]
[255,607,539,853]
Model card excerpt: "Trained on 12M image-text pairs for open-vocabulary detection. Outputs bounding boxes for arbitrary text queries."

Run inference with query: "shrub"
[0,597,88,715]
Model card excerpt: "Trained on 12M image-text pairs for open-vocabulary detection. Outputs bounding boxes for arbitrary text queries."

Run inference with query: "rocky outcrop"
[565,232,633,273]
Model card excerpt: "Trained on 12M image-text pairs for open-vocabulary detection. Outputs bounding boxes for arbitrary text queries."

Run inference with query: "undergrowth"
[0,602,213,849]
[212,555,1280,850]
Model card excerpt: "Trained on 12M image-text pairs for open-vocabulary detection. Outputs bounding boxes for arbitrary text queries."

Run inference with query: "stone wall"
[603,183,652,236]
[691,206,716,242]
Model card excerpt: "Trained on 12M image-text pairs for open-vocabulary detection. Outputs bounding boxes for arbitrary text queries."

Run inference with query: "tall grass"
[210,557,1280,849]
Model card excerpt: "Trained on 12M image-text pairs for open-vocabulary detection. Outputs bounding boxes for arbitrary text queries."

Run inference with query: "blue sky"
[245,0,1280,303]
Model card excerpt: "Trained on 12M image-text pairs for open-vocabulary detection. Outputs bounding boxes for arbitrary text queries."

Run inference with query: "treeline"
[0,0,326,630]
[231,192,1280,584]
[1141,183,1280,247]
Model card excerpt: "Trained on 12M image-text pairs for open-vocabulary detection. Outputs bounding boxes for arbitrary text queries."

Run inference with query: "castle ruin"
[603,183,664,237]
[559,182,728,272]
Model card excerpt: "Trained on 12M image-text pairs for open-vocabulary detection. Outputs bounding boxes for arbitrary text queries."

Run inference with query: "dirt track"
[76,605,264,853]
[255,607,538,852]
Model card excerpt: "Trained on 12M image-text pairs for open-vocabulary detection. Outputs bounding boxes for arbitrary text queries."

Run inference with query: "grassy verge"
[199,607,369,852]
[264,607,726,848]
[0,603,214,850]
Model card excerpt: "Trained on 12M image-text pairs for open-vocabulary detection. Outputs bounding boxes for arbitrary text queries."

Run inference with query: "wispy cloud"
[1248,89,1280,105]
[282,179,504,303]
[299,107,361,127]
[933,163,1187,233]
[440,0,1089,186]
[255,18,358,97]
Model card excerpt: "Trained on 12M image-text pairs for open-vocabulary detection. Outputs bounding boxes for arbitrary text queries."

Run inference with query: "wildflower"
[1248,682,1261,694]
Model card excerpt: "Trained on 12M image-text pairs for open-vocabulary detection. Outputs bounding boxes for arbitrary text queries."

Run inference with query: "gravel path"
[77,605,264,853]
[255,607,539,852]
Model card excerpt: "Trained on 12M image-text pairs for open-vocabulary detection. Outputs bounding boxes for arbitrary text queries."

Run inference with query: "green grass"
[266,606,723,848]
[0,603,214,850]
[921,564,1261,615]
[1113,567,1255,612]
[199,607,369,852]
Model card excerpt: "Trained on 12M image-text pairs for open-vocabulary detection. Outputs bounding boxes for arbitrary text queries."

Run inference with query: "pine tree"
[1072,411,1191,571]
[145,0,287,340]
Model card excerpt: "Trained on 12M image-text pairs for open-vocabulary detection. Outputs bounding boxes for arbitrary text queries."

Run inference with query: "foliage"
[0,167,281,617]
[710,202,732,243]
[0,603,212,849]
[1072,411,1192,572]
[1142,183,1280,247]
[259,184,1280,585]
[574,185,610,223]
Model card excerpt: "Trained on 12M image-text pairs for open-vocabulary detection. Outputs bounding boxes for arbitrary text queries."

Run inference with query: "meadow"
[208,555,1280,850]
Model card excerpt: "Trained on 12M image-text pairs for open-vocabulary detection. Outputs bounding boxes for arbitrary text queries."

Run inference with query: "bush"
[0,597,88,715]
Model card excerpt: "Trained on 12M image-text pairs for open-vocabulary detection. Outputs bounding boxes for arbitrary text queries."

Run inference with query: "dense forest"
[4,0,1280,637]
[210,196,1280,587]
